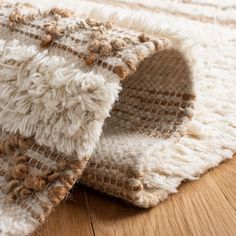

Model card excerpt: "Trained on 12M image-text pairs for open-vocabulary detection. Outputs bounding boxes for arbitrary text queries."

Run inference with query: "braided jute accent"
[0,0,170,80]
[0,133,89,223]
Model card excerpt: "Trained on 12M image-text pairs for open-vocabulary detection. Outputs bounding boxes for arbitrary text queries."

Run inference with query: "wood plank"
[176,173,236,235]
[210,155,236,210]
[84,187,192,236]
[34,188,94,236]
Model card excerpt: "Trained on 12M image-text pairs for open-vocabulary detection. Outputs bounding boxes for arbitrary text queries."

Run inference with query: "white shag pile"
[0,1,236,235]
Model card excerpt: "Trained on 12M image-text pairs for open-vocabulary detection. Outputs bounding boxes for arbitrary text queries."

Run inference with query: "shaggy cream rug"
[0,0,235,235]
[78,0,236,206]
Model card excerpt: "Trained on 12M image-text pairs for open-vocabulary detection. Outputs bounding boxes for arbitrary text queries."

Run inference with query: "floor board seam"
[214,181,236,213]
[84,190,96,236]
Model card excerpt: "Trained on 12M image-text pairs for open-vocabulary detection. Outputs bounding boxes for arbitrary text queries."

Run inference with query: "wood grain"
[34,155,236,236]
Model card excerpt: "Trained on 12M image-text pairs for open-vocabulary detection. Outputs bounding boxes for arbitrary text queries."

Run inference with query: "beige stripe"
[123,87,196,100]
[87,0,236,27]
[180,0,236,11]
[0,22,121,78]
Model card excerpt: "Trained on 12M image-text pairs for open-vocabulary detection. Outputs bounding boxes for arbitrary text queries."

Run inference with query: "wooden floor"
[35,155,236,236]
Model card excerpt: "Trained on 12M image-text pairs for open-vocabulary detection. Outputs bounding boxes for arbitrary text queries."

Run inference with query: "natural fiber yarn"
[1,0,235,235]
[0,0,196,235]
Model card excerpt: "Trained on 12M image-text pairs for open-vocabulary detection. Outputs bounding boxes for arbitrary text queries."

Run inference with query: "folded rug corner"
[1,0,236,235]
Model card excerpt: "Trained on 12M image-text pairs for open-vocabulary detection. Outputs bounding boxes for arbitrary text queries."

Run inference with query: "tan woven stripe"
[0,22,120,77]
[28,157,52,172]
[17,198,44,223]
[120,93,193,108]
[80,177,141,201]
[0,134,89,225]
[87,0,236,27]
[82,172,143,192]
[30,143,74,162]
[88,161,143,178]
[112,107,191,120]
[122,86,196,100]
[113,103,191,117]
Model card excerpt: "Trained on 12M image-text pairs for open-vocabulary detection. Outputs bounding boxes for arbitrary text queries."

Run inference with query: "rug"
[78,0,236,206]
[0,0,235,235]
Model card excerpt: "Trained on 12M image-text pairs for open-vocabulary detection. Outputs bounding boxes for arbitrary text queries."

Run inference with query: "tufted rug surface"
[0,0,235,235]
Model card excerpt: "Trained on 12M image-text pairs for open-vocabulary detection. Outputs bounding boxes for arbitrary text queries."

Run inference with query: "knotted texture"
[0,0,197,235]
